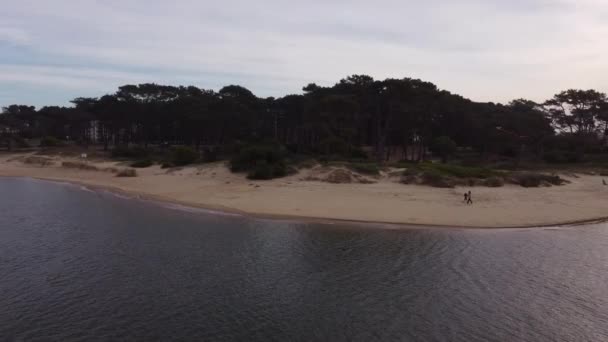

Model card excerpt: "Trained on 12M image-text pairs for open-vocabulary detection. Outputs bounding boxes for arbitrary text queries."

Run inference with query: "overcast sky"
[1,0,607,107]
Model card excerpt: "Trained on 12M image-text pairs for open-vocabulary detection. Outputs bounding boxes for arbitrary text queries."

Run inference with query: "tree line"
[1,75,607,163]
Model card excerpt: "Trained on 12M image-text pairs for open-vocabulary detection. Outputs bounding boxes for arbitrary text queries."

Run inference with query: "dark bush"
[230,143,290,180]
[484,176,505,187]
[14,137,30,148]
[130,159,154,168]
[564,152,582,163]
[403,167,420,177]
[349,148,369,159]
[111,146,150,159]
[512,172,565,188]
[406,162,502,179]
[40,136,63,147]
[248,160,273,180]
[247,160,288,180]
[421,170,454,188]
[202,147,219,163]
[230,144,286,172]
[543,133,602,154]
[348,163,380,175]
[170,146,199,166]
[543,150,583,164]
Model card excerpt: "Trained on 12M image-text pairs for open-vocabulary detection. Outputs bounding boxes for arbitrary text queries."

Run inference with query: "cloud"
[0,27,30,45]
[0,0,607,106]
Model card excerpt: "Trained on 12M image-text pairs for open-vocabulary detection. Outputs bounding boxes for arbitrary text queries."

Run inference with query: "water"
[1,178,607,341]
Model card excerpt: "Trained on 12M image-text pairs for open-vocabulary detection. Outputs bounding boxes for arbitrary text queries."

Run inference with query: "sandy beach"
[1,152,607,228]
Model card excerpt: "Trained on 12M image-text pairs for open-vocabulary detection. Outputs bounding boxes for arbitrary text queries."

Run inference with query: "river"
[1,177,607,341]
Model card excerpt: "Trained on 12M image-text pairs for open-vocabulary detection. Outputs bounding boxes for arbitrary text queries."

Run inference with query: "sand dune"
[1,153,608,228]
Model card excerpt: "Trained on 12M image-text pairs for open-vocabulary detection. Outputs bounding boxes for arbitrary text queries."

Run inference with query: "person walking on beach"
[466,191,473,205]
[463,192,469,203]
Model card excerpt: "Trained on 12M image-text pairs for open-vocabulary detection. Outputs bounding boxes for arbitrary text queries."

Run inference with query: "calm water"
[1,178,608,341]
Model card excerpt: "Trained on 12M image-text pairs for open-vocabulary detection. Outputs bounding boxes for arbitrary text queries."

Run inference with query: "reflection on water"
[1,178,607,341]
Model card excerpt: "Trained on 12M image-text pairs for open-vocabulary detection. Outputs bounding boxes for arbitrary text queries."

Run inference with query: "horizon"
[1,0,607,108]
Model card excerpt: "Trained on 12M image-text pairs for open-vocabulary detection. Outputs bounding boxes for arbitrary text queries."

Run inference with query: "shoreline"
[3,174,608,230]
[2,153,608,229]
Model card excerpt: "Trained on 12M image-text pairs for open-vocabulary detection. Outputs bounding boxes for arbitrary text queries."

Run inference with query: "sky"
[1,0,607,108]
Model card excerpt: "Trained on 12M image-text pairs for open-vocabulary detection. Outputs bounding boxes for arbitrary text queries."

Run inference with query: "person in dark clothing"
[463,192,469,203]
[467,191,473,205]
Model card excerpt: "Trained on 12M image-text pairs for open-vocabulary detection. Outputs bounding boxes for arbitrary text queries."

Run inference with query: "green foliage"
[289,156,317,169]
[40,136,63,147]
[484,176,505,187]
[247,160,288,180]
[347,162,380,175]
[420,170,454,188]
[431,136,457,162]
[230,144,286,172]
[14,136,30,148]
[61,161,98,171]
[349,148,369,159]
[202,147,219,162]
[401,163,512,188]
[512,172,565,188]
[407,162,503,179]
[170,146,199,166]
[3,77,608,170]
[111,146,150,159]
[130,159,154,168]
[543,151,582,164]
[230,143,289,180]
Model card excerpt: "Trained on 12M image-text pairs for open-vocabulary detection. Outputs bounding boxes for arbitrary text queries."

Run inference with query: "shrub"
[484,176,505,187]
[116,169,137,177]
[407,163,502,179]
[130,159,154,168]
[326,169,353,184]
[286,166,299,176]
[230,144,286,172]
[248,161,273,180]
[202,147,219,162]
[512,172,565,188]
[293,158,317,169]
[348,163,380,175]
[543,151,583,164]
[14,137,30,148]
[170,146,199,166]
[247,160,287,180]
[40,136,63,147]
[61,161,98,171]
[230,143,290,180]
[421,170,454,188]
[111,146,150,159]
[564,152,582,163]
[23,156,53,166]
[349,148,369,159]
[400,174,418,185]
